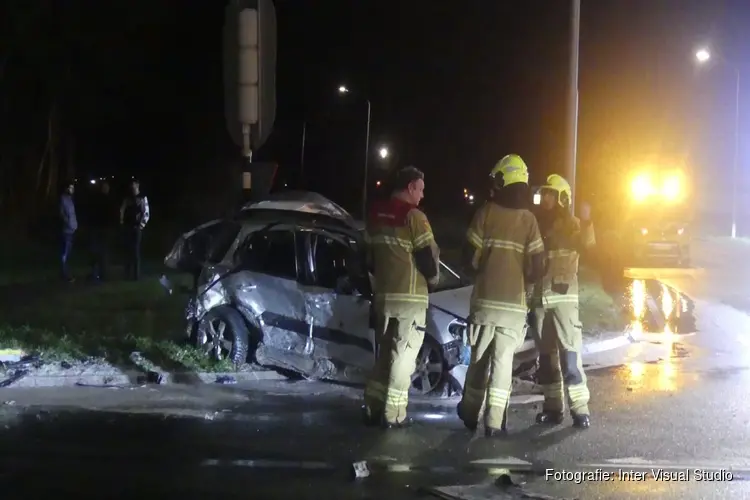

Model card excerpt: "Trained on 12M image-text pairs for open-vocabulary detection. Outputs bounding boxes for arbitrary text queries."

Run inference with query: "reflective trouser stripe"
[567,383,590,415]
[541,381,565,412]
[385,387,409,411]
[363,311,426,424]
[487,387,510,409]
[532,302,590,416]
[458,324,522,430]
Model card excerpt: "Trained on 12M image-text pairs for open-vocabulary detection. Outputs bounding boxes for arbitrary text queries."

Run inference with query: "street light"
[695,47,741,238]
[378,146,389,159]
[337,84,372,219]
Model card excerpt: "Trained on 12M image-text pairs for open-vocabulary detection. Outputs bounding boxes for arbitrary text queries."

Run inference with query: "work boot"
[361,405,382,428]
[381,417,413,430]
[572,413,590,429]
[456,403,477,431]
[535,410,565,425]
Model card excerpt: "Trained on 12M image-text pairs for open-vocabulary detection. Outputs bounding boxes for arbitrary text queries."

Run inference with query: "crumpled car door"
[233,228,310,356]
[299,230,374,371]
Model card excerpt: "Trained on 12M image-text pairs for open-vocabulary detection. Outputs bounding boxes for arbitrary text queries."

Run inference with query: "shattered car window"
[311,234,350,289]
[205,221,242,264]
[238,230,298,280]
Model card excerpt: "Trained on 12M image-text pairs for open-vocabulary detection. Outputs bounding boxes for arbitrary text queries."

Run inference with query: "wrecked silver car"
[164,192,537,395]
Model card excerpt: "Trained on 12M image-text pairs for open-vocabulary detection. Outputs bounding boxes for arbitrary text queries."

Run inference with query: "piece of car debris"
[351,461,370,479]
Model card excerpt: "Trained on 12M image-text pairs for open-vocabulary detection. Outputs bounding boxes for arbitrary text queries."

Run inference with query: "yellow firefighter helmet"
[490,154,529,187]
[542,174,572,207]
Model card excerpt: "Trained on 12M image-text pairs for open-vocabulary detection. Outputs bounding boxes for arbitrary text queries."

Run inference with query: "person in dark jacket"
[119,179,150,280]
[89,180,118,281]
[59,181,78,282]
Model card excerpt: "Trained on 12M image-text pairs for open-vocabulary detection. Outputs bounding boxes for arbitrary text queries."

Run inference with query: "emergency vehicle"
[603,159,692,267]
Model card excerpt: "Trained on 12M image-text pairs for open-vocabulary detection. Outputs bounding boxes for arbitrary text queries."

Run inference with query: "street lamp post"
[695,48,741,238]
[338,85,372,219]
[300,121,307,184]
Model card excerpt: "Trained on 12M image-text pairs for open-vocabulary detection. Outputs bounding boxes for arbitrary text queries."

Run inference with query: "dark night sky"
[1,0,748,220]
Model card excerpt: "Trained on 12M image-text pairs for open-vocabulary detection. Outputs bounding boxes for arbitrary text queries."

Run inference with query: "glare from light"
[695,48,710,63]
[631,279,646,320]
[463,188,468,193]
[628,361,645,381]
[378,146,389,159]
[533,193,542,205]
[422,413,445,420]
[661,284,673,320]
[338,85,349,94]
[89,179,97,185]
[662,176,681,201]
[376,180,381,187]
[658,361,676,391]
[468,194,474,201]
[630,173,655,201]
[677,227,685,235]
[641,228,648,236]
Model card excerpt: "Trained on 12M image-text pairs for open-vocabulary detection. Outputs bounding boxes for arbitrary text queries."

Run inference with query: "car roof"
[233,208,362,237]
[242,191,353,220]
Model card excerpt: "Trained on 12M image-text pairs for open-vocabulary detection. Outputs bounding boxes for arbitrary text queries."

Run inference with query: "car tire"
[410,336,447,396]
[192,306,250,365]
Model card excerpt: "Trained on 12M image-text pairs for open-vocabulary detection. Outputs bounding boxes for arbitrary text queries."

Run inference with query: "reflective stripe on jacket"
[466,201,544,329]
[366,198,438,314]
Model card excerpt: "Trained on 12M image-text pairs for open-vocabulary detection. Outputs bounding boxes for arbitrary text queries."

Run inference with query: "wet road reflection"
[614,277,699,393]
[625,278,696,339]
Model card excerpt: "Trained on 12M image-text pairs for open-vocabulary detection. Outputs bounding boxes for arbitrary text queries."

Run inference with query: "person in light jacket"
[120,179,150,280]
[59,181,78,282]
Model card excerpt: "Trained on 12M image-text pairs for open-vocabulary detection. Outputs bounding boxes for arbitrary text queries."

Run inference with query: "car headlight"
[448,320,467,342]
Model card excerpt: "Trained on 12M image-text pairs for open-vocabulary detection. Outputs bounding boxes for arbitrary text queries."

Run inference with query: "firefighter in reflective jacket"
[457,154,546,437]
[531,173,595,429]
[363,166,440,429]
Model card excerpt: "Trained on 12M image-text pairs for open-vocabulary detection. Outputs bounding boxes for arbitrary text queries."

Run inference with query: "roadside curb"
[3,333,633,389]
[581,332,635,355]
[2,367,287,388]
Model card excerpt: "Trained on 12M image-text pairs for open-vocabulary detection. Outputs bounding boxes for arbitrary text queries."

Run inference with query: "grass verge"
[0,274,235,372]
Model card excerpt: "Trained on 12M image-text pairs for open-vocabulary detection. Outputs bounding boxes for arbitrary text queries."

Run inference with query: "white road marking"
[471,457,533,466]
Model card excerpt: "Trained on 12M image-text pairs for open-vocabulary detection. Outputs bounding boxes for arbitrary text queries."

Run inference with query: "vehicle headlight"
[662,177,681,201]
[631,174,655,202]
[448,320,467,341]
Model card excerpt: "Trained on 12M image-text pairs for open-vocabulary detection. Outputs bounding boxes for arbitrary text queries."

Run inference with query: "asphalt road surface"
[1,237,750,499]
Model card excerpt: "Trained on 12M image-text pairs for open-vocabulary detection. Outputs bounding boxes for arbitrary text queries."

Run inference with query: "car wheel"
[410,337,446,395]
[192,306,250,365]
